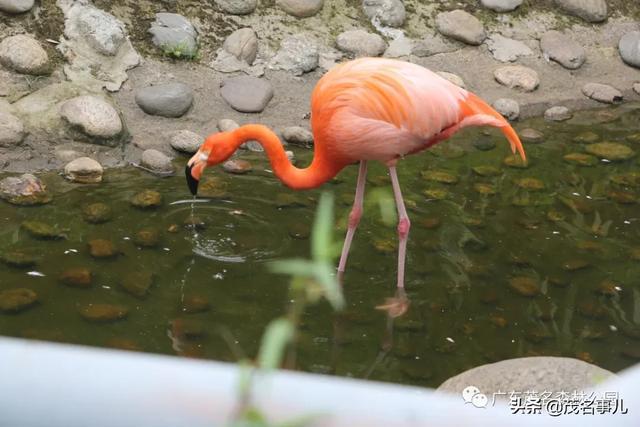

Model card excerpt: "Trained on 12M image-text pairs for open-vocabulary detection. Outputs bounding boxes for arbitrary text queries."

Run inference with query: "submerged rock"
[134,228,160,248]
[121,271,154,298]
[610,171,640,188]
[0,249,37,268]
[472,165,503,177]
[0,288,38,313]
[544,106,572,121]
[508,276,540,297]
[80,303,128,323]
[585,142,635,161]
[503,155,528,168]
[287,222,310,239]
[520,128,544,143]
[130,190,162,209]
[423,187,449,200]
[59,267,92,288]
[222,159,252,174]
[198,177,229,198]
[88,239,119,259]
[563,152,598,166]
[473,183,497,196]
[21,220,65,240]
[82,202,112,224]
[515,177,545,191]
[421,170,459,184]
[607,189,637,204]
[573,131,599,144]
[0,174,51,205]
[181,294,211,313]
[562,259,590,271]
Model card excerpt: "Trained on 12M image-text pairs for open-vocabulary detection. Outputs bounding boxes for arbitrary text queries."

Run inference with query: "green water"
[2,105,640,387]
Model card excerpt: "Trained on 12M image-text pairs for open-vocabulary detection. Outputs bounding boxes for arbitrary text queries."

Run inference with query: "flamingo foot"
[375,289,410,318]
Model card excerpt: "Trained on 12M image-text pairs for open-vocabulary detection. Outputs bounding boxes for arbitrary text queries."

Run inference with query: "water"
[2,104,640,387]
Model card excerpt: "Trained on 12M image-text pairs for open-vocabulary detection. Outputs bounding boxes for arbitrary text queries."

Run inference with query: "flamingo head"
[185,132,236,195]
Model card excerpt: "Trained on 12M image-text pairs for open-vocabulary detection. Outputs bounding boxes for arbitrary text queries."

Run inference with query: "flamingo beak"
[185,152,208,196]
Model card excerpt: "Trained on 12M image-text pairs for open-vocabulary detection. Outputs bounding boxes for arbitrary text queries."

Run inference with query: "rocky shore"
[1,0,639,182]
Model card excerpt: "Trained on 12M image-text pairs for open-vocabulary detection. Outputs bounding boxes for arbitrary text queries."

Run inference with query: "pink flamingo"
[186,58,526,291]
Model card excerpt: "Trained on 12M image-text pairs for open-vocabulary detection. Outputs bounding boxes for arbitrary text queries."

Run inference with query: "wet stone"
[183,216,206,230]
[473,183,496,196]
[59,267,92,288]
[121,271,154,298]
[423,187,448,200]
[106,338,143,352]
[489,313,508,328]
[577,300,606,319]
[563,152,598,167]
[508,276,540,297]
[515,177,545,191]
[462,216,485,228]
[198,177,228,198]
[517,218,541,230]
[465,263,492,278]
[64,157,103,183]
[1,249,37,268]
[503,155,528,168]
[0,174,52,206]
[562,259,590,271]
[21,220,64,240]
[472,165,502,177]
[607,189,637,204]
[394,317,424,332]
[287,222,310,239]
[171,318,206,339]
[134,228,160,248]
[421,170,458,185]
[585,142,635,161]
[520,128,543,143]
[547,209,566,222]
[576,240,603,252]
[573,131,599,144]
[596,279,623,298]
[80,304,128,323]
[222,159,252,174]
[558,194,594,213]
[472,138,496,151]
[372,238,397,254]
[579,325,608,340]
[610,172,640,188]
[82,203,112,224]
[88,239,119,259]
[181,294,211,313]
[130,190,162,209]
[548,276,570,288]
[0,288,38,313]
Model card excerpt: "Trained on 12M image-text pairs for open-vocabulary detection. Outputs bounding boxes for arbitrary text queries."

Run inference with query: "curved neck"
[231,125,343,190]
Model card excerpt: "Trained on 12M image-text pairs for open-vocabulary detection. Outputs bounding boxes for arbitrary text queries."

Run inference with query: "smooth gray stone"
[135,83,194,118]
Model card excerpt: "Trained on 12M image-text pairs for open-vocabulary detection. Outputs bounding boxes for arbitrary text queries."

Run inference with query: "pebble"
[336,30,387,57]
[0,111,25,147]
[222,28,258,64]
[585,142,635,161]
[0,0,34,14]
[436,71,465,88]
[480,0,522,12]
[135,83,194,118]
[493,98,519,120]
[0,34,50,75]
[121,271,154,298]
[540,31,586,70]
[544,106,572,121]
[59,267,92,288]
[220,76,274,113]
[80,303,128,323]
[215,0,257,15]
[59,96,123,140]
[222,159,252,174]
[0,288,38,313]
[435,10,486,46]
[64,157,104,183]
[563,152,598,166]
[0,174,51,205]
[485,34,533,63]
[582,83,623,104]
[82,203,112,224]
[21,220,64,240]
[169,130,202,154]
[149,13,198,58]
[141,149,175,174]
[362,0,406,27]
[277,0,324,18]
[130,189,162,209]
[271,34,319,75]
[74,5,126,56]
[134,228,160,248]
[88,239,119,258]
[556,0,607,23]
[520,128,543,143]
[282,126,313,146]
[494,65,539,92]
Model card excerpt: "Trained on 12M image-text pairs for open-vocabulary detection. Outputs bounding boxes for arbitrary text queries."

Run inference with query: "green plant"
[160,41,199,60]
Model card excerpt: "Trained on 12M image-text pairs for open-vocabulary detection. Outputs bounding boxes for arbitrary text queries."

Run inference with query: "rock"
[21,221,64,240]
[520,128,543,143]
[170,318,206,339]
[634,83,640,95]
[121,271,154,298]
[181,294,211,313]
[544,106,572,121]
[509,276,540,297]
[277,0,324,18]
[0,174,51,205]
[438,357,614,398]
[436,72,465,88]
[556,0,607,23]
[0,288,38,313]
[59,96,123,142]
[494,65,539,92]
[149,13,198,58]
[485,34,533,62]
[619,32,640,68]
[0,111,25,147]
[585,142,635,161]
[130,190,162,209]
[421,170,459,185]
[218,119,240,132]
[135,83,194,118]
[183,215,206,231]
[0,34,49,75]
[608,189,637,204]
[223,28,258,64]
[282,126,313,146]
[271,34,319,75]
[562,259,590,271]
[493,98,519,120]
[80,304,128,323]
[435,10,486,46]
[515,177,545,191]
[362,0,406,28]
[134,228,160,248]
[540,31,586,70]
[64,157,103,183]
[88,239,119,258]
[0,0,34,14]
[141,149,175,175]
[222,159,252,174]
[220,76,274,113]
[472,165,502,177]
[82,203,112,224]
[480,0,522,12]
[563,152,598,166]
[73,5,126,56]
[474,183,497,196]
[215,0,257,15]
[170,130,202,154]
[610,171,640,187]
[384,36,413,58]
[336,30,386,57]
[503,154,528,168]
[412,33,462,57]
[1,249,37,268]
[59,267,92,288]
[198,177,229,198]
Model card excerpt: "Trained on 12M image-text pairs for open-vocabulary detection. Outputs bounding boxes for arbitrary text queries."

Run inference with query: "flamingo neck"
[232,124,343,190]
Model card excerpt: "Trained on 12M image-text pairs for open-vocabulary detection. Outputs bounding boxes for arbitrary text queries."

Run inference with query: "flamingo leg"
[337,161,368,275]
[389,166,410,289]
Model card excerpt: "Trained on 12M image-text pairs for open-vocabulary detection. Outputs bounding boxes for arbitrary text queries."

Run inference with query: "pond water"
[2,104,640,388]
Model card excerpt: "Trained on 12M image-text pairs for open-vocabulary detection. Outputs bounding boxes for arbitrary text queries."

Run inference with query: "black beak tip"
[185,164,199,196]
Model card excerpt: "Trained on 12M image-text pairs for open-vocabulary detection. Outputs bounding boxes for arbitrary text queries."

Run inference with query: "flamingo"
[186,57,526,291]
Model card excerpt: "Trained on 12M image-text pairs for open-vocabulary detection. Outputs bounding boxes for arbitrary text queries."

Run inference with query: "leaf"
[315,263,344,311]
[312,192,334,262]
[257,318,295,370]
[269,259,317,277]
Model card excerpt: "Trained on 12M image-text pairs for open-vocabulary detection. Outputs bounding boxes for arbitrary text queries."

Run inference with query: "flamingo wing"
[311,58,525,165]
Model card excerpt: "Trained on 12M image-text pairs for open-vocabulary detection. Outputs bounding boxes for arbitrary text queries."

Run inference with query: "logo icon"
[462,385,489,408]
